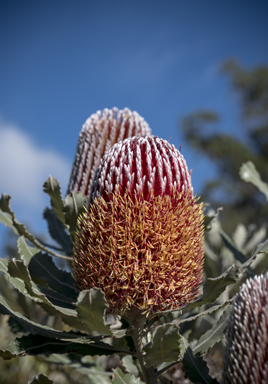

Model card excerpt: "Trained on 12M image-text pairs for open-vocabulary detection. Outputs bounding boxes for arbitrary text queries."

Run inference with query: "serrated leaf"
[193,305,231,355]
[63,192,87,236]
[0,293,102,342]
[43,176,65,224]
[45,355,113,384]
[112,367,144,384]
[220,230,254,277]
[240,237,268,272]
[17,236,40,265]
[28,251,78,301]
[183,264,240,311]
[0,195,69,259]
[0,333,129,361]
[122,356,139,377]
[240,161,268,200]
[28,373,54,384]
[43,208,73,254]
[1,256,79,321]
[144,324,181,366]
[43,208,73,251]
[182,347,219,384]
[76,288,111,335]
[178,301,231,327]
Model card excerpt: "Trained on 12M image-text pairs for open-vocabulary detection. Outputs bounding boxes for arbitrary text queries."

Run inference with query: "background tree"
[181,60,268,233]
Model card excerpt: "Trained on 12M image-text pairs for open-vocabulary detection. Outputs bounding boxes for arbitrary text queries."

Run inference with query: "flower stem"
[126,307,158,384]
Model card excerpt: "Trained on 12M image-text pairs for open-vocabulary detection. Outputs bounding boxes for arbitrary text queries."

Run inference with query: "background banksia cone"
[73,136,204,314]
[67,107,151,199]
[221,274,268,384]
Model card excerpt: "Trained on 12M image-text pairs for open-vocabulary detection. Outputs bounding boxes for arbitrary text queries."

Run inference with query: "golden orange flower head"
[73,136,204,314]
[67,107,151,199]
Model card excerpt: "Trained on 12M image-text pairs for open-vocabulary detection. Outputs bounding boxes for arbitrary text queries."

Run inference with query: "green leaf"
[178,301,231,327]
[144,324,181,367]
[183,264,240,311]
[220,230,254,277]
[0,333,128,361]
[193,305,231,355]
[43,176,65,224]
[76,288,112,335]
[0,195,70,260]
[240,161,268,200]
[28,373,54,384]
[122,356,140,377]
[182,347,219,384]
[43,208,73,251]
[240,237,268,272]
[44,355,113,384]
[112,367,144,384]
[28,251,78,301]
[17,236,40,265]
[63,192,87,236]
[0,293,104,342]
[0,334,123,359]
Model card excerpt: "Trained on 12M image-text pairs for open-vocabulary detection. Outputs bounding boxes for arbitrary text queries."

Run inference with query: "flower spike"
[67,107,151,199]
[73,135,204,314]
[222,274,268,384]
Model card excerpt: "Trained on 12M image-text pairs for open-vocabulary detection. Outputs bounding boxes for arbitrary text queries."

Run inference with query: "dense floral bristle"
[222,274,268,384]
[67,108,151,199]
[73,190,204,313]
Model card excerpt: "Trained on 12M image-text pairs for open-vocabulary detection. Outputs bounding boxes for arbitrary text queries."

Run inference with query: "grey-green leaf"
[183,264,240,311]
[28,251,78,300]
[76,288,112,335]
[43,207,73,251]
[240,161,268,200]
[43,176,65,224]
[193,305,231,355]
[63,192,87,236]
[144,324,181,367]
[112,367,144,384]
[182,347,219,384]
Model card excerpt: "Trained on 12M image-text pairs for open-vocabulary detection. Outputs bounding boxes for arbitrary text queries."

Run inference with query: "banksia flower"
[67,107,151,199]
[73,135,204,314]
[222,274,268,384]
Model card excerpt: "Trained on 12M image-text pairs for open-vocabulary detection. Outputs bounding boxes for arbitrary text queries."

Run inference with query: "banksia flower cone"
[222,274,268,384]
[67,107,151,199]
[73,135,204,314]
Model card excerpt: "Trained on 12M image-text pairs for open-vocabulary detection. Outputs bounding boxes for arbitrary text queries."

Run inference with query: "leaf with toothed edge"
[193,305,232,355]
[28,251,78,300]
[76,288,112,335]
[182,345,219,383]
[63,192,87,236]
[43,207,73,251]
[0,333,132,361]
[144,324,181,367]
[43,176,66,224]
[0,195,69,259]
[112,367,144,384]
[182,263,240,311]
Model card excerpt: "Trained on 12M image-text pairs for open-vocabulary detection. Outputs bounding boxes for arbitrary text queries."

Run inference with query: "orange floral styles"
[73,136,204,314]
[67,108,151,199]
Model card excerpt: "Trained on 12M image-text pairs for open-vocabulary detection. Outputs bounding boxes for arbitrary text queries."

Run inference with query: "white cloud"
[0,119,71,214]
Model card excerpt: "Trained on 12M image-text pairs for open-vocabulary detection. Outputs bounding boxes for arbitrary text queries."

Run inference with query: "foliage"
[0,164,267,383]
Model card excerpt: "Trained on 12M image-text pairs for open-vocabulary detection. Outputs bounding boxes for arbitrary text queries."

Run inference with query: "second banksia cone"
[67,107,151,199]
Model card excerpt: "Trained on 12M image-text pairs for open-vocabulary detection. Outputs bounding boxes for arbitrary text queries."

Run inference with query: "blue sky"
[1,0,268,251]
